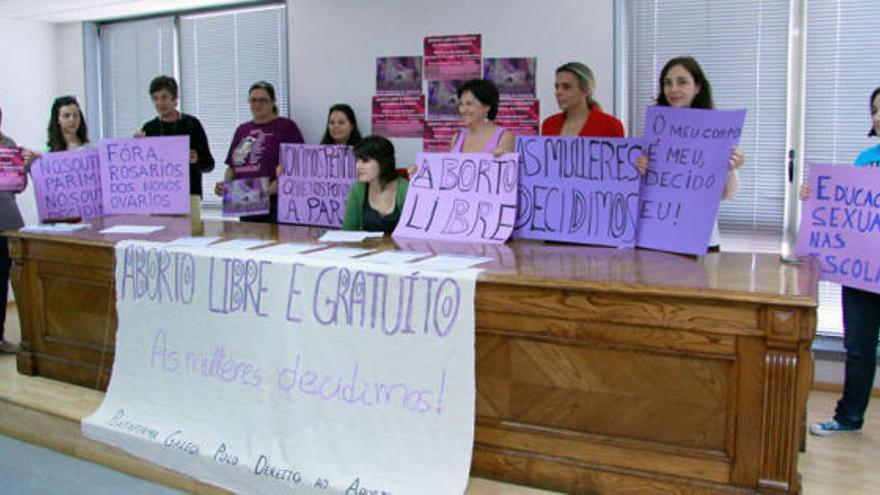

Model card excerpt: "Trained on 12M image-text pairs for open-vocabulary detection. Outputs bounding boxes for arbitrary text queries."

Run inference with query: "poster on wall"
[423,34,482,81]
[423,119,462,152]
[495,99,540,137]
[796,164,880,294]
[376,56,423,94]
[222,177,270,217]
[427,80,464,119]
[277,144,355,228]
[371,94,426,138]
[483,57,537,98]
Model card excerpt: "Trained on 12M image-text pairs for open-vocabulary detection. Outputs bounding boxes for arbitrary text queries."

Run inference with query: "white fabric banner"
[82,240,477,495]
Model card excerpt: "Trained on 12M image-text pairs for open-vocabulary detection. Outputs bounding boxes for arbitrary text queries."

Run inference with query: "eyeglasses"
[248,97,272,104]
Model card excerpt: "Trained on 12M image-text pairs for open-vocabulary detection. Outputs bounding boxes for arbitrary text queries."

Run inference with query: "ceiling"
[0,0,262,23]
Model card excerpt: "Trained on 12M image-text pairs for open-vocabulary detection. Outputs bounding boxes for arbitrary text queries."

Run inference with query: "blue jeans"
[834,285,880,428]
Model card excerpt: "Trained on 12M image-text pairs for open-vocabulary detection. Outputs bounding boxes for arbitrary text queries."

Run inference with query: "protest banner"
[483,58,536,98]
[514,136,644,247]
[495,99,540,137]
[371,94,425,138]
[0,146,27,192]
[796,164,880,294]
[82,241,477,495]
[30,148,103,222]
[394,152,519,244]
[423,34,481,81]
[222,177,270,217]
[99,136,190,215]
[376,56,423,94]
[278,144,356,228]
[636,106,746,255]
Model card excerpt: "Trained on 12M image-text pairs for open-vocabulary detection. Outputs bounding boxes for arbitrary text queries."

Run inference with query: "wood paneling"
[3,215,820,494]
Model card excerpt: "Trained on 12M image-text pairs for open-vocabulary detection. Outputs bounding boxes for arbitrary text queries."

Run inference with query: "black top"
[362,187,402,233]
[142,113,214,196]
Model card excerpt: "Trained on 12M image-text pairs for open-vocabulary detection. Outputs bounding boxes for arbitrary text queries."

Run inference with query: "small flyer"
[376,56,423,94]
[0,147,28,192]
[427,80,464,119]
[495,99,540,137]
[222,176,270,217]
[483,58,537,98]
[371,94,426,138]
[423,119,461,152]
[424,34,482,81]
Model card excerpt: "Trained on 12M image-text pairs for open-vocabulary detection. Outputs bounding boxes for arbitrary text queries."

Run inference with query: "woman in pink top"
[449,79,515,155]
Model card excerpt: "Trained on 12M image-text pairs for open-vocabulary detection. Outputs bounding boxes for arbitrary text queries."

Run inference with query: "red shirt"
[541,105,625,138]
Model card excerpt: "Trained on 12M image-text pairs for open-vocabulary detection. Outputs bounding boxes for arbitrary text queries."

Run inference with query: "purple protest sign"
[393,152,519,244]
[636,106,745,255]
[796,164,880,294]
[278,144,356,228]
[99,136,190,215]
[513,136,644,247]
[30,148,103,222]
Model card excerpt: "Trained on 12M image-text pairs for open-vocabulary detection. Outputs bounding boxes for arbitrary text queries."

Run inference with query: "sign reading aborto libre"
[394,152,519,244]
[83,240,478,495]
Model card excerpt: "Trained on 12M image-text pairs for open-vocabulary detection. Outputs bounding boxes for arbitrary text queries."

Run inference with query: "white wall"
[289,0,616,166]
[0,19,85,227]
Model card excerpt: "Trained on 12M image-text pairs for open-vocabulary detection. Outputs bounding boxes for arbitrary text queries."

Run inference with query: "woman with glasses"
[215,80,304,222]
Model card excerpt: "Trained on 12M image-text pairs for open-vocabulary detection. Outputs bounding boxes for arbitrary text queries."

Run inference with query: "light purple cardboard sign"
[795,164,880,294]
[30,148,103,221]
[636,106,745,255]
[513,136,644,247]
[99,136,190,215]
[277,144,356,227]
[393,152,519,244]
[223,177,270,217]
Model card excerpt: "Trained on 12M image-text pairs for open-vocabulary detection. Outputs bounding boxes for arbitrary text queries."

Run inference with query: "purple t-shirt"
[225,117,304,180]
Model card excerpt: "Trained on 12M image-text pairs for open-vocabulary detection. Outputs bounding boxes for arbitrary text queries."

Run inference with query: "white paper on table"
[209,239,274,251]
[305,246,374,260]
[409,254,492,272]
[99,225,165,234]
[257,242,324,256]
[21,223,90,233]
[360,250,431,265]
[318,230,384,243]
[163,236,221,247]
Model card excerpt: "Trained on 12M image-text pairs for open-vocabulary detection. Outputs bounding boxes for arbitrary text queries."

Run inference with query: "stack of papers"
[21,223,90,234]
[318,230,384,243]
[99,225,165,234]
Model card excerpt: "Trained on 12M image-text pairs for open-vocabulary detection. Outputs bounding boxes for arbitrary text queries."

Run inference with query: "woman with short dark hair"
[448,78,514,155]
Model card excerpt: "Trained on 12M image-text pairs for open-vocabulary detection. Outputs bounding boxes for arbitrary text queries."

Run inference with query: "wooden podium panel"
[5,216,819,494]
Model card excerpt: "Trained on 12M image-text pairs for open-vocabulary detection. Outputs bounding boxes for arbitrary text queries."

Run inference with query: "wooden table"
[6,215,818,494]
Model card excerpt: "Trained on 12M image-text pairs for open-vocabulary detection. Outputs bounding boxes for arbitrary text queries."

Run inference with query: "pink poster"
[222,177,270,217]
[99,136,190,215]
[424,34,482,81]
[30,148,103,222]
[495,99,540,137]
[393,152,519,244]
[483,58,537,98]
[278,144,355,227]
[371,94,426,138]
[423,119,461,152]
[796,164,880,294]
[376,56,423,94]
[428,80,464,119]
[0,147,27,192]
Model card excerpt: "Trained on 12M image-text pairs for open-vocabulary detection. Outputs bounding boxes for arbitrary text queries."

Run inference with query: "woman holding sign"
[341,135,408,232]
[320,104,362,146]
[541,62,625,138]
[448,79,515,155]
[215,81,304,222]
[806,86,880,436]
[637,56,746,250]
[47,95,90,152]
